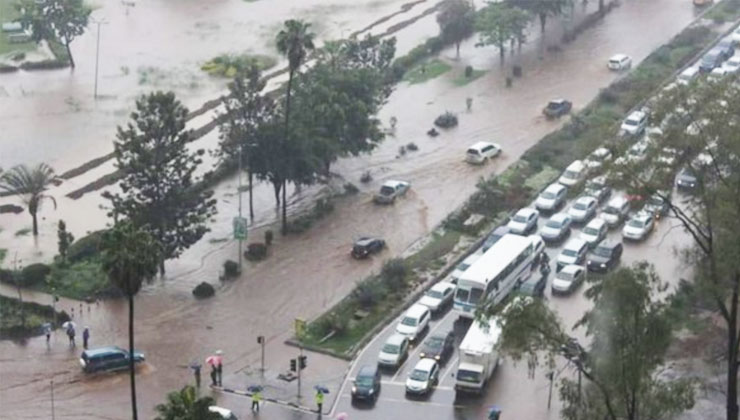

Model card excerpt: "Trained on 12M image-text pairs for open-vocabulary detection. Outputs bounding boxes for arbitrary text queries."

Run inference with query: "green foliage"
[264,229,274,246]
[434,111,458,128]
[0,249,6,265]
[154,385,221,420]
[436,0,475,56]
[101,221,160,297]
[67,230,105,263]
[192,282,215,299]
[476,3,530,63]
[402,58,451,84]
[105,92,217,273]
[284,198,334,234]
[405,230,461,270]
[507,0,566,33]
[16,0,90,67]
[20,263,51,286]
[15,228,31,236]
[0,163,57,236]
[201,53,277,78]
[380,258,408,291]
[0,295,70,339]
[244,243,267,261]
[223,260,239,278]
[44,260,109,300]
[57,220,74,264]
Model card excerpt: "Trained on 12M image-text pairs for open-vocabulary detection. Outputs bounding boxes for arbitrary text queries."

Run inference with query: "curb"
[215,386,324,415]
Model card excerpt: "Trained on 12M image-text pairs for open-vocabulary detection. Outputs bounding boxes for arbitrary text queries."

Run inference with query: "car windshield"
[547,102,561,109]
[648,197,663,206]
[624,118,639,126]
[457,262,471,271]
[545,219,563,229]
[593,246,612,258]
[424,337,444,351]
[564,170,578,179]
[541,191,557,199]
[562,248,579,257]
[628,218,645,228]
[467,149,480,155]
[513,214,528,223]
[401,316,418,326]
[410,369,430,381]
[583,227,599,236]
[456,369,482,383]
[455,288,470,302]
[380,186,394,196]
[603,206,619,215]
[557,271,576,282]
[574,201,589,210]
[680,168,696,178]
[356,375,374,387]
[469,288,484,304]
[703,53,719,62]
[382,343,400,354]
[426,290,444,299]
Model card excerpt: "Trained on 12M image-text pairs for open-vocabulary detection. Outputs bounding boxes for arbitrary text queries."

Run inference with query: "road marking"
[339,394,464,407]
[380,380,454,391]
[391,310,456,381]
[441,355,459,382]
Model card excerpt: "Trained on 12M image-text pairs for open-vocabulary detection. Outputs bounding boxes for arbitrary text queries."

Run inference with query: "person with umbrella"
[206,350,223,387]
[314,386,327,415]
[190,362,202,389]
[62,321,76,347]
[42,323,52,346]
[488,405,502,420]
[248,385,263,412]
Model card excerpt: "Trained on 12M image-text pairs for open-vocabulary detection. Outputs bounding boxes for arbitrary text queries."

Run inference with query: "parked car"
[406,358,440,396]
[643,192,669,218]
[723,56,740,74]
[625,139,651,162]
[587,240,623,273]
[374,180,410,204]
[580,218,608,248]
[584,147,613,171]
[601,195,631,228]
[568,196,598,224]
[378,334,410,368]
[395,304,431,342]
[481,226,511,252]
[676,66,700,85]
[507,208,539,235]
[351,237,386,259]
[80,346,145,373]
[517,272,548,297]
[540,213,572,243]
[351,365,381,403]
[676,167,698,191]
[419,330,455,363]
[584,176,612,203]
[622,212,655,241]
[708,67,729,82]
[543,99,572,118]
[699,48,725,72]
[557,238,589,270]
[419,282,455,313]
[551,264,586,295]
[716,39,735,59]
[620,110,648,136]
[608,54,632,71]
[558,160,586,186]
[466,141,502,164]
[209,406,239,420]
[535,183,567,212]
[733,27,740,44]
[450,253,482,283]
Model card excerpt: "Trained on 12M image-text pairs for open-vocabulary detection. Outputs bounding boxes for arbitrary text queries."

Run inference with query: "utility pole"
[237,145,244,272]
[257,335,265,377]
[297,346,303,399]
[50,378,55,420]
[91,18,108,99]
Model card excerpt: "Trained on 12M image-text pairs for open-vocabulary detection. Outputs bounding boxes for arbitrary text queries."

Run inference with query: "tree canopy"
[437,0,476,58]
[476,3,531,63]
[18,0,91,68]
[0,163,57,236]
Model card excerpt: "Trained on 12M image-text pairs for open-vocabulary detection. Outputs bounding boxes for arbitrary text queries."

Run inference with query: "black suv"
[351,237,386,259]
[419,330,455,364]
[586,240,623,273]
[351,365,381,403]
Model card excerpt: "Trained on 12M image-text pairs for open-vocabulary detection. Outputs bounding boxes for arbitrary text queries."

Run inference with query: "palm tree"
[276,19,315,234]
[101,221,160,420]
[154,385,222,420]
[0,163,57,236]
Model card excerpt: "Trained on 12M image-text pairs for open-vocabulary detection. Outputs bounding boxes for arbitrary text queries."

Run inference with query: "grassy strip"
[201,53,278,78]
[0,295,71,339]
[0,1,36,57]
[402,58,452,84]
[452,68,487,86]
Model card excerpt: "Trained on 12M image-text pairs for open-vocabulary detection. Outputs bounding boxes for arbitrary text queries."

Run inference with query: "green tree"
[610,75,740,420]
[507,0,565,35]
[154,385,222,420]
[104,91,217,275]
[489,263,695,420]
[219,65,275,220]
[57,220,74,264]
[276,19,315,234]
[0,163,57,236]
[17,0,91,68]
[476,3,530,63]
[436,0,476,58]
[101,221,160,420]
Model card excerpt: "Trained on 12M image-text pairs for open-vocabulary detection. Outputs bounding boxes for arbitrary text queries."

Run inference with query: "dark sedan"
[676,167,698,191]
[586,240,623,273]
[543,99,572,118]
[351,237,386,259]
[418,331,455,364]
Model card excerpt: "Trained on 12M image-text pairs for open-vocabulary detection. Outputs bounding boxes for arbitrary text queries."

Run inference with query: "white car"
[374,180,410,204]
[601,195,630,227]
[405,358,439,396]
[608,54,632,71]
[557,238,589,269]
[584,147,613,171]
[620,110,647,136]
[723,56,740,74]
[622,212,655,241]
[419,282,455,312]
[676,66,700,85]
[568,196,598,224]
[209,406,238,420]
[580,218,608,248]
[450,253,481,283]
[551,265,586,295]
[395,304,430,341]
[558,160,586,186]
[378,334,410,368]
[540,213,572,243]
[466,141,502,164]
[507,208,539,235]
[535,183,567,212]
[709,67,729,81]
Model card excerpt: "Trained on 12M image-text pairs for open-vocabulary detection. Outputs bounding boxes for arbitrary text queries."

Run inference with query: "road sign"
[233,217,248,240]
[294,318,306,338]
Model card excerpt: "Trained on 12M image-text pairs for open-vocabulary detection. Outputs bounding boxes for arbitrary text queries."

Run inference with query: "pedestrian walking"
[82,327,90,349]
[315,389,324,414]
[466,97,473,111]
[43,323,51,346]
[67,325,76,347]
[206,350,223,387]
[527,354,536,379]
[190,362,202,389]
[251,388,262,412]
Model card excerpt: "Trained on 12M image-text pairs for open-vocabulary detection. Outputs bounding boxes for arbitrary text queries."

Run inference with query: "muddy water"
[0,0,704,418]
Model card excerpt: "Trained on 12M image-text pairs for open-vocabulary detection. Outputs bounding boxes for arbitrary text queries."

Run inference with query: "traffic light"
[298,355,307,370]
[257,336,264,344]
[290,358,297,372]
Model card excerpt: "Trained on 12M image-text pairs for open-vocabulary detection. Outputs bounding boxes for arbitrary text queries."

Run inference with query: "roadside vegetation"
[201,53,277,78]
[0,294,70,339]
[402,58,452,84]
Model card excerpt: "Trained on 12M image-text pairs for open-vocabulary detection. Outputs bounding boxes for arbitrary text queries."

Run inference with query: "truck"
[454,317,501,395]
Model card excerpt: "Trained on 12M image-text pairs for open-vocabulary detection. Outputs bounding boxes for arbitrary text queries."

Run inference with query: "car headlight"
[419,352,426,358]
[368,389,374,395]
[352,386,357,393]
[435,355,441,361]
[600,263,606,268]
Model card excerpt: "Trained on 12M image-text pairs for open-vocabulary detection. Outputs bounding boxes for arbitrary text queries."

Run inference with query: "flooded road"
[0,0,706,418]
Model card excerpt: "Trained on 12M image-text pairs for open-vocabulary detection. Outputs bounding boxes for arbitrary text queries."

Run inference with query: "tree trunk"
[281,179,287,234]
[281,71,294,235]
[727,273,740,420]
[599,0,605,14]
[499,44,505,64]
[539,13,547,35]
[456,42,461,59]
[248,169,254,222]
[273,181,281,207]
[65,40,75,69]
[31,211,38,236]
[158,259,165,276]
[128,294,138,420]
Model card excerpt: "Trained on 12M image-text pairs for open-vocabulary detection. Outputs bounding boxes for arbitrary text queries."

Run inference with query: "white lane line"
[391,310,456,382]
[441,355,459,382]
[340,394,461,407]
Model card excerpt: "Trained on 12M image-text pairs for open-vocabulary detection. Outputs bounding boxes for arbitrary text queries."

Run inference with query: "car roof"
[209,406,233,417]
[355,237,378,245]
[544,183,566,193]
[592,147,610,156]
[516,208,538,217]
[492,225,510,235]
[595,239,620,250]
[585,218,607,229]
[405,304,429,318]
[469,141,497,150]
[607,195,628,206]
[385,333,408,346]
[575,195,597,205]
[430,282,455,293]
[358,365,378,377]
[566,160,584,171]
[549,99,566,104]
[414,358,437,372]
[383,180,405,187]
[610,54,628,60]
[550,212,570,223]
[561,264,583,275]
[627,110,645,119]
[632,212,652,221]
[83,346,125,357]
[564,238,587,250]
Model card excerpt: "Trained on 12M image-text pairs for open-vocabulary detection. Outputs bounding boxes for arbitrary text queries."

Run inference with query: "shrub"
[245,243,267,261]
[68,231,106,263]
[381,258,408,291]
[21,263,51,286]
[192,282,215,299]
[343,183,359,195]
[0,64,18,73]
[352,281,385,309]
[406,142,419,151]
[223,260,240,278]
[328,313,349,335]
[264,230,274,246]
[465,65,474,78]
[398,145,407,156]
[19,60,69,71]
[434,112,458,128]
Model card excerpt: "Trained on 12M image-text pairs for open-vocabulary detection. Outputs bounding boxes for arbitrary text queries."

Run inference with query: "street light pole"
[50,378,55,420]
[297,346,303,399]
[91,18,108,99]
[237,145,244,272]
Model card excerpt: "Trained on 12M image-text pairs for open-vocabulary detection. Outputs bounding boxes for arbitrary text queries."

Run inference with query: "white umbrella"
[62,321,76,330]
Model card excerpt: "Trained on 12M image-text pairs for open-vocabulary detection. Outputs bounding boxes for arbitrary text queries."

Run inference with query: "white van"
[677,67,700,85]
[558,160,586,186]
[601,196,630,227]
[396,304,431,341]
[466,142,502,164]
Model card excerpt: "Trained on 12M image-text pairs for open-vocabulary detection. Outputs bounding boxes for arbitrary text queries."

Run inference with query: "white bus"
[453,234,536,319]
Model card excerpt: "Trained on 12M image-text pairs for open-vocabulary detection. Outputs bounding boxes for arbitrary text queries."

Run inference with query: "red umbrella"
[205,351,223,367]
